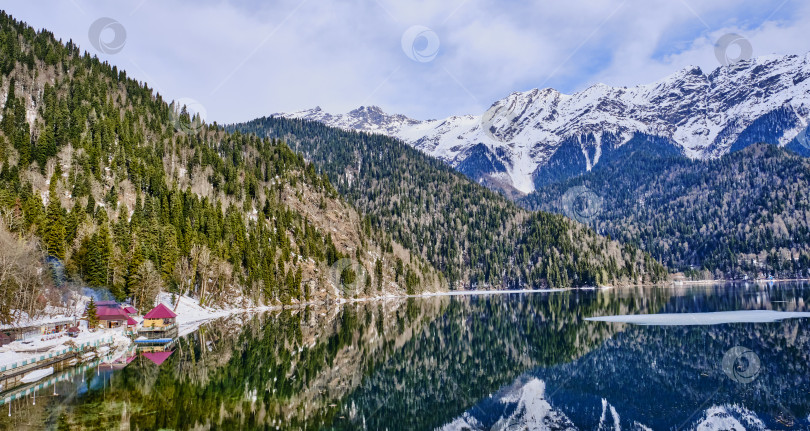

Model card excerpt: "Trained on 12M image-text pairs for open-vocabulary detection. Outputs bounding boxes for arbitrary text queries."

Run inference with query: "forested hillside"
[0,12,442,323]
[0,10,669,326]
[522,140,810,279]
[229,117,668,288]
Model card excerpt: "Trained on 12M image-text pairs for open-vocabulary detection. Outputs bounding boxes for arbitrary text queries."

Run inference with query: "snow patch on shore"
[156,293,275,336]
[420,288,565,297]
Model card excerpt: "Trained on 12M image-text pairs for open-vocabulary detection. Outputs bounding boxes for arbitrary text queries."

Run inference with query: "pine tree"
[14,100,30,168]
[160,228,178,281]
[88,223,111,287]
[36,121,55,170]
[126,243,145,298]
[85,194,96,215]
[43,192,65,261]
[85,298,99,331]
[375,259,383,291]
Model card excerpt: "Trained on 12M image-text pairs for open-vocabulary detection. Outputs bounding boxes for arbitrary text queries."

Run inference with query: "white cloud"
[3,0,810,123]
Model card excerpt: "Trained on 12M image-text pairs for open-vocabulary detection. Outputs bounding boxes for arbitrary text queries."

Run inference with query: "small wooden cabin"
[142,304,177,329]
[97,306,128,329]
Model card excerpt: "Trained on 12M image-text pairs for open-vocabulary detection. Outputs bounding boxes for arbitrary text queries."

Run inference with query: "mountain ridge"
[277,52,810,195]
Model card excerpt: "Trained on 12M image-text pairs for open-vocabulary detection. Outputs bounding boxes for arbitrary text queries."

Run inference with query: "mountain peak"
[681,64,704,76]
[349,105,385,115]
[655,64,707,88]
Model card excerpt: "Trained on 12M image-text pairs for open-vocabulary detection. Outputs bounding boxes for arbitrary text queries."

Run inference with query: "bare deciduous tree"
[0,221,51,324]
[172,256,195,310]
[132,261,162,310]
[191,244,211,304]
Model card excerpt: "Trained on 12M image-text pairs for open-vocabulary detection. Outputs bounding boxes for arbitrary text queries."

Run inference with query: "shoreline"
[10,278,809,334]
[3,278,808,391]
[170,278,810,330]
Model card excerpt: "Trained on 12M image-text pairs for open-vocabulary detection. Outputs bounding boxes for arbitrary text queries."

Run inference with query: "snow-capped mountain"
[436,377,578,431]
[279,52,810,195]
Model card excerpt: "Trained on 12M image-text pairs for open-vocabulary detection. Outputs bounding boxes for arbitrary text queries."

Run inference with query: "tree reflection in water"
[2,283,807,430]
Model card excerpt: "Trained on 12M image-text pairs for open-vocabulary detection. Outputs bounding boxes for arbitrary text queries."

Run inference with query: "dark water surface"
[2,282,809,430]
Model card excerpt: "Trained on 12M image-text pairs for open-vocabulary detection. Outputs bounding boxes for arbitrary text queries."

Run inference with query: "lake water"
[3,282,810,430]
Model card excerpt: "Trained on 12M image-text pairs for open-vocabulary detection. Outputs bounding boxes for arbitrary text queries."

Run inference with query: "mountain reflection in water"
[1,282,808,430]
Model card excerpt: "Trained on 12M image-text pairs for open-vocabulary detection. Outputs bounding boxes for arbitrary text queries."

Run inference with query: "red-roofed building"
[141,304,177,334]
[96,305,128,329]
[143,303,177,320]
[122,306,138,316]
[126,317,138,335]
[142,350,173,366]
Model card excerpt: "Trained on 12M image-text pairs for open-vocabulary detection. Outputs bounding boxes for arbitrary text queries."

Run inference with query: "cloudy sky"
[5,0,810,123]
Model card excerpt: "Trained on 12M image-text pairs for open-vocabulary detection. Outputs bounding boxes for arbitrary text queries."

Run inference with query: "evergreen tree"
[88,224,111,287]
[126,242,145,299]
[85,195,96,216]
[43,195,65,261]
[375,259,383,291]
[85,298,99,331]
[160,227,178,281]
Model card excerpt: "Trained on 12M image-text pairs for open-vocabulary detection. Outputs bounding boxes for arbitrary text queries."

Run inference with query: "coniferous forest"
[0,12,446,322]
[0,11,667,322]
[229,117,667,289]
[522,139,810,279]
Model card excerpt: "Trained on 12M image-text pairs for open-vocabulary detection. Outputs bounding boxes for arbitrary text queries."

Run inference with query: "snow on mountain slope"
[436,377,577,431]
[434,375,777,430]
[279,52,810,195]
[689,404,767,431]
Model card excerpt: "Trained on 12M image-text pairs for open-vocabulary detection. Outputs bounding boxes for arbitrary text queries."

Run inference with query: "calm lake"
[3,282,810,430]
